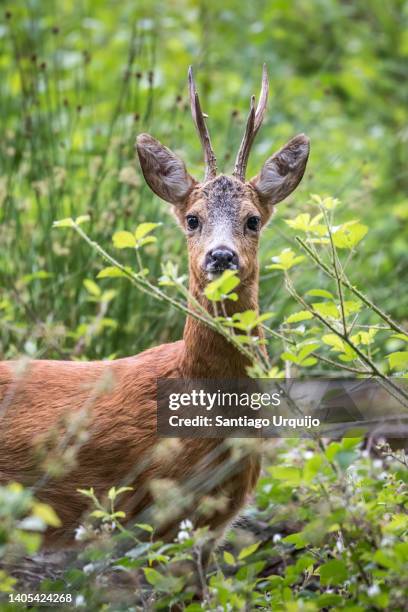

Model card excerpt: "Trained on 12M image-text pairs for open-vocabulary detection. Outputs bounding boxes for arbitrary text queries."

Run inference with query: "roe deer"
[0,66,309,549]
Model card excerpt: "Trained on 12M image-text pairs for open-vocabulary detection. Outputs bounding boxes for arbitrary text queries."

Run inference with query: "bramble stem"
[296,236,407,336]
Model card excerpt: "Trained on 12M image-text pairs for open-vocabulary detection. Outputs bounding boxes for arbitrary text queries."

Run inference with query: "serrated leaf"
[310,194,339,210]
[281,352,299,364]
[312,302,339,318]
[285,310,313,324]
[322,334,345,352]
[112,231,136,249]
[285,213,312,232]
[33,503,61,527]
[97,266,132,278]
[306,289,334,299]
[267,248,305,271]
[343,300,362,315]
[134,222,161,241]
[204,270,240,302]
[238,542,261,560]
[282,532,307,549]
[223,551,235,565]
[298,343,319,362]
[319,559,348,585]
[136,235,157,248]
[332,222,368,249]
[388,351,408,370]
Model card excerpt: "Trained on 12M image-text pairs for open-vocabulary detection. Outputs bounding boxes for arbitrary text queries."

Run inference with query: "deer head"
[136,65,309,291]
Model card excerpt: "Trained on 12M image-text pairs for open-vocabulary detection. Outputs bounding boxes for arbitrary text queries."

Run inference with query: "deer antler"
[233,64,269,182]
[188,66,217,181]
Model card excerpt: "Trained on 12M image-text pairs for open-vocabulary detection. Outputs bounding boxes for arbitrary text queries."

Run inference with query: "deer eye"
[186,215,199,230]
[246,216,260,231]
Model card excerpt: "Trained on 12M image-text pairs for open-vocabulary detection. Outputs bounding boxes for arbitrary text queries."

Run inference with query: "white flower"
[367,584,380,597]
[75,595,86,607]
[82,563,95,575]
[74,525,88,541]
[272,533,282,543]
[380,535,395,547]
[180,519,193,531]
[177,530,190,543]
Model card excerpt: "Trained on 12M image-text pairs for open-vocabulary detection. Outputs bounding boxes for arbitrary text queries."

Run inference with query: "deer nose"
[206,247,239,272]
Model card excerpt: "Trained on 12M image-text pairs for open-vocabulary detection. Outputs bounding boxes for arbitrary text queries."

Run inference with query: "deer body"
[0,66,309,547]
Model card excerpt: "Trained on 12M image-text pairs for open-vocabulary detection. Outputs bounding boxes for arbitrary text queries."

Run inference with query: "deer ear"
[250,134,310,206]
[136,133,196,205]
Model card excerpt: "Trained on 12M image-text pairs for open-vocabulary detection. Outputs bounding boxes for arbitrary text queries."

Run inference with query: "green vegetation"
[0,1,407,610]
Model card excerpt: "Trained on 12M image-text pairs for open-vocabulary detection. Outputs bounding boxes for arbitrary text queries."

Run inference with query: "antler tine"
[233,64,269,181]
[188,66,217,180]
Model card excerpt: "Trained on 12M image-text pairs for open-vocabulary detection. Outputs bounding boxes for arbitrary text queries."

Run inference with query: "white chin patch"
[207,271,222,281]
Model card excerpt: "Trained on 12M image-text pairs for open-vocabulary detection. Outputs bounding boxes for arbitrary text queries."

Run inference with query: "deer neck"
[179,268,260,378]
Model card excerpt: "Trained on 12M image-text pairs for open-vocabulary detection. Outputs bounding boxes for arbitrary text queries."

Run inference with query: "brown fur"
[0,129,309,547]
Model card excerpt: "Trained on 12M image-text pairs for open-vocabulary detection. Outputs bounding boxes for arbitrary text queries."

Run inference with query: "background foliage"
[0,1,408,610]
[1,0,407,361]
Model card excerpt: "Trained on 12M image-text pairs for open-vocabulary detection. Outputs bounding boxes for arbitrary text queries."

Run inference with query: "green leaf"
[204,270,240,302]
[285,310,313,324]
[143,567,164,587]
[83,279,101,297]
[97,266,132,278]
[322,333,345,352]
[388,351,408,370]
[285,213,312,232]
[306,289,334,299]
[228,310,274,331]
[303,455,323,482]
[298,342,319,362]
[285,212,326,235]
[391,333,408,343]
[269,466,302,486]
[53,217,74,228]
[223,551,235,565]
[280,351,299,364]
[75,214,90,225]
[343,300,362,315]
[136,235,157,248]
[310,194,339,210]
[33,503,61,527]
[134,222,161,241]
[383,513,408,534]
[135,523,154,533]
[238,542,261,560]
[77,487,95,499]
[90,510,108,519]
[319,559,348,585]
[312,301,339,318]
[111,511,126,519]
[282,532,307,549]
[112,231,136,249]
[332,221,368,249]
[373,549,397,570]
[351,328,377,345]
[267,248,305,271]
